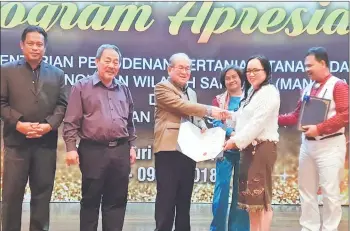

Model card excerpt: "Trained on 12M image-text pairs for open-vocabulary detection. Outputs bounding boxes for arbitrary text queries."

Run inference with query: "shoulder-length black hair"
[242,55,272,102]
[219,64,244,89]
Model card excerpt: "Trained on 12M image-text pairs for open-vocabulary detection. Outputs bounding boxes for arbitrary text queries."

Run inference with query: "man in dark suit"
[0,25,68,231]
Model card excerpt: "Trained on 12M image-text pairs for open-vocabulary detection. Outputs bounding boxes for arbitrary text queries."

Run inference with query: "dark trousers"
[78,140,130,231]
[1,144,57,231]
[154,151,196,231]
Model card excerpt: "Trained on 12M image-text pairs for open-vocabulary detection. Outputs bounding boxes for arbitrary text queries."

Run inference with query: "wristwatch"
[206,106,212,117]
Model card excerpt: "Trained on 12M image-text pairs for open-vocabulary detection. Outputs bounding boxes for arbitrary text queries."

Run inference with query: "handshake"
[208,106,233,121]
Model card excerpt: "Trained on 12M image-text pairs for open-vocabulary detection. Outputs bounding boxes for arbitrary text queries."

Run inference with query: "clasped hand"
[16,121,52,138]
[210,107,232,121]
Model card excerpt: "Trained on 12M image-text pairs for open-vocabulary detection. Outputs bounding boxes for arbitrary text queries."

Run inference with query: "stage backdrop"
[0,1,349,204]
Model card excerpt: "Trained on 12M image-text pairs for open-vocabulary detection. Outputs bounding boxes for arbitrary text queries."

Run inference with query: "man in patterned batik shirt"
[279,47,349,231]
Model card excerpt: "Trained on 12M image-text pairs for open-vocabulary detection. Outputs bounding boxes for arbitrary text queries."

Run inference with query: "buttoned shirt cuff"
[66,142,77,152]
[230,136,245,151]
[206,106,212,117]
[128,140,136,148]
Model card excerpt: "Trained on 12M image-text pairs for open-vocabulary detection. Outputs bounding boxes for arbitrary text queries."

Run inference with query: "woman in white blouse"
[223,55,280,231]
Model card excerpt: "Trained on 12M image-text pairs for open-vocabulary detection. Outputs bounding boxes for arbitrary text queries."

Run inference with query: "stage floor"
[9,203,350,231]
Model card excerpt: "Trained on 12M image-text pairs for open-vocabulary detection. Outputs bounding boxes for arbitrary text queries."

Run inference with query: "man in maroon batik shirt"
[63,44,137,231]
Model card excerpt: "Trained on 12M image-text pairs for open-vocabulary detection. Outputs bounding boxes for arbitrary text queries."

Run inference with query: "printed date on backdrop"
[137,167,216,183]
[194,168,216,183]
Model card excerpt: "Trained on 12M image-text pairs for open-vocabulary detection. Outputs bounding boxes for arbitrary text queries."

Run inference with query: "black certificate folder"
[298,96,330,131]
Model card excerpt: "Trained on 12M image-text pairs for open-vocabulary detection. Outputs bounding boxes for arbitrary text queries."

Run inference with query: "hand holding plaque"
[302,124,320,137]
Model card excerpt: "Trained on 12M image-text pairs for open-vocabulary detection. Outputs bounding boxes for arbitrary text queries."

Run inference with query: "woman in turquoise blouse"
[210,65,249,231]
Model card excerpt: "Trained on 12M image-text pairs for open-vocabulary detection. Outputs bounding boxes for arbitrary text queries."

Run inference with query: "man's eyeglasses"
[246,69,264,75]
[173,66,191,73]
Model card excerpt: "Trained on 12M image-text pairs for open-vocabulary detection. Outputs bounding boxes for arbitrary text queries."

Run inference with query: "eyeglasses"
[246,69,264,75]
[173,66,191,73]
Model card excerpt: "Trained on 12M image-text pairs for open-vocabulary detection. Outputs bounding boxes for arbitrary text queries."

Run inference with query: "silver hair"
[95,44,122,60]
[168,53,191,67]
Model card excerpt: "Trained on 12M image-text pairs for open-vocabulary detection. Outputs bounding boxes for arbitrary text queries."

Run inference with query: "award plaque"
[297,96,330,131]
